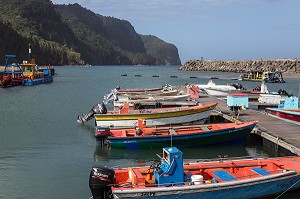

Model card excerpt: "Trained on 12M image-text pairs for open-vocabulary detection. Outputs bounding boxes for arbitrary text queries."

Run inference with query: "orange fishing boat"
[89,147,300,199]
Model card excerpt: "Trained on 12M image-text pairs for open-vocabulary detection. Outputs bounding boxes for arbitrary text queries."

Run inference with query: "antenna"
[29,43,32,63]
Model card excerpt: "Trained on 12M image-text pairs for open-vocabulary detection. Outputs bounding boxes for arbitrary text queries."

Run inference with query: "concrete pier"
[198,95,300,156]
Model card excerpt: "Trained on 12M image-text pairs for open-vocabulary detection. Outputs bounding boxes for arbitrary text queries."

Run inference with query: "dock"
[197,95,300,156]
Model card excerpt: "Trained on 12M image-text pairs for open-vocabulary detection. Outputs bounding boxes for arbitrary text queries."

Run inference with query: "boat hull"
[89,148,300,199]
[113,173,300,199]
[95,104,217,127]
[114,94,191,108]
[203,88,229,97]
[107,123,257,149]
[265,108,300,124]
[22,76,53,86]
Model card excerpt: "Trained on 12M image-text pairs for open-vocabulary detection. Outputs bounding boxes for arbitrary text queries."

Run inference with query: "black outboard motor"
[89,166,115,199]
[278,89,289,96]
[77,103,107,124]
[232,83,246,90]
[95,126,111,140]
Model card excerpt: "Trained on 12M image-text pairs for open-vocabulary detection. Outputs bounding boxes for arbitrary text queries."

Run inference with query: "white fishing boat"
[114,93,191,108]
[196,80,237,92]
[93,103,217,127]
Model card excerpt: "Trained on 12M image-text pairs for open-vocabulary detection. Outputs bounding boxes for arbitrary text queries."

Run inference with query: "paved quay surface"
[197,95,300,155]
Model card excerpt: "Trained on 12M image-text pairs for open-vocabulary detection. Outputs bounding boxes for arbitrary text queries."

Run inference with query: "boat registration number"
[141,192,155,197]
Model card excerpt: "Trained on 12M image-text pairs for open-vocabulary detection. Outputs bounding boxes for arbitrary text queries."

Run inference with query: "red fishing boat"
[265,108,300,124]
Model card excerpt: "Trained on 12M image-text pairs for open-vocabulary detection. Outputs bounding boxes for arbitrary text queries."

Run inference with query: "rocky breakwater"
[180,59,300,73]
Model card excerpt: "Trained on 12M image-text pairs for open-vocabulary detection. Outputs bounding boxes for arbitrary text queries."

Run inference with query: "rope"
[275,177,300,199]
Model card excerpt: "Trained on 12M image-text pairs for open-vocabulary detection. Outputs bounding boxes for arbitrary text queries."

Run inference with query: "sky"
[51,0,300,63]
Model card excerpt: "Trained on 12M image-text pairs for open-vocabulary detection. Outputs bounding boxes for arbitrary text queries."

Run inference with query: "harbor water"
[0,66,299,199]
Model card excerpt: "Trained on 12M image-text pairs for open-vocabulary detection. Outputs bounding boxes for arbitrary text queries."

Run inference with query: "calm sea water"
[0,66,299,199]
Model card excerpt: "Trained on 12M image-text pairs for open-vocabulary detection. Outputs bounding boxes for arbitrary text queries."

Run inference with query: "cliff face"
[180,59,300,73]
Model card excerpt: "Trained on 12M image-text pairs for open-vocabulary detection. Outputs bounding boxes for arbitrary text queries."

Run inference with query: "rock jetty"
[180,59,300,73]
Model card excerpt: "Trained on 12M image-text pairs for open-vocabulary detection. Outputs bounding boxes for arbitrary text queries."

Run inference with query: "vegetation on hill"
[141,35,181,65]
[0,0,181,66]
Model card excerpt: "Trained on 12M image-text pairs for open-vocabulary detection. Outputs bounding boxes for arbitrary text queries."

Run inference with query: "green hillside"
[0,0,181,66]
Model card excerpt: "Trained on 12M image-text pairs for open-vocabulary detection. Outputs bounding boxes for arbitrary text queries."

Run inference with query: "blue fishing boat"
[89,147,300,199]
[19,61,53,86]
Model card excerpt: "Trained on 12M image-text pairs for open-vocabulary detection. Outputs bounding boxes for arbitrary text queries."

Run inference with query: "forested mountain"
[0,0,181,66]
[141,35,182,65]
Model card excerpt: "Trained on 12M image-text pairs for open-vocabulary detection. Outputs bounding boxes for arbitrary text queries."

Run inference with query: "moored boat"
[239,71,285,83]
[114,94,191,108]
[265,108,300,124]
[95,121,258,149]
[115,85,170,94]
[265,96,300,124]
[0,55,23,87]
[93,103,217,128]
[20,61,53,86]
[196,80,237,92]
[89,147,300,199]
[77,102,217,127]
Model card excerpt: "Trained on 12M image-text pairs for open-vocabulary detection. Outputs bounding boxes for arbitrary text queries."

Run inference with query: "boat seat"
[201,126,210,131]
[168,128,177,135]
[128,168,145,185]
[251,168,271,176]
[212,170,237,182]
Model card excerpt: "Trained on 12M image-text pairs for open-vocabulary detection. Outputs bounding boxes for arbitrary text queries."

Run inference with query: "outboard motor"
[95,126,111,146]
[77,103,107,124]
[278,89,289,96]
[89,166,116,199]
[232,83,246,90]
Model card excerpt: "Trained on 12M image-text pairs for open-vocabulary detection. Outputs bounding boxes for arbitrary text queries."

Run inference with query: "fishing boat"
[131,100,199,110]
[77,102,217,127]
[195,80,237,97]
[19,60,53,86]
[115,84,172,94]
[239,71,285,83]
[89,147,300,199]
[196,80,237,92]
[265,96,300,124]
[265,108,300,124]
[117,89,179,101]
[94,103,217,127]
[94,121,258,149]
[0,55,23,87]
[114,94,191,108]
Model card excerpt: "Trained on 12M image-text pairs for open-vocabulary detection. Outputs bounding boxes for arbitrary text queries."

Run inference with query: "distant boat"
[95,121,258,149]
[89,147,300,199]
[20,61,53,86]
[0,55,23,87]
[210,76,219,79]
[195,80,236,92]
[0,54,53,87]
[239,71,285,83]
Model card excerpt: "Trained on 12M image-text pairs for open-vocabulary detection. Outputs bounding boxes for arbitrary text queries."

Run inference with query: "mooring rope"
[275,177,300,199]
